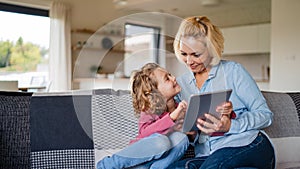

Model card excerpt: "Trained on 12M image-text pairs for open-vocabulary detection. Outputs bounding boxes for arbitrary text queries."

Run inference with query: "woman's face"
[179,36,212,73]
[153,68,181,100]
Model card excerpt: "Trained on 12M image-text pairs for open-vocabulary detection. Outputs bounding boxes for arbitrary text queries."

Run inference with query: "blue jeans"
[97,132,189,169]
[167,132,275,169]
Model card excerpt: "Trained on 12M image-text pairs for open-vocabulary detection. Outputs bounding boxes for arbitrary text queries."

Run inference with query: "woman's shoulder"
[220,59,239,66]
[220,60,244,70]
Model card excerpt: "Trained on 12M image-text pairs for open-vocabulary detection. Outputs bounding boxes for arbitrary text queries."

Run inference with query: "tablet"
[182,89,232,132]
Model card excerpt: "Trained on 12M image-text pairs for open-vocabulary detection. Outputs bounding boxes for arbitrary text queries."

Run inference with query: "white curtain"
[49,1,71,91]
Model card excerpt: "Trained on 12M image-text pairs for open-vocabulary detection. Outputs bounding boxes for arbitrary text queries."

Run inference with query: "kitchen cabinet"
[257,24,271,53]
[222,24,270,55]
[221,24,271,90]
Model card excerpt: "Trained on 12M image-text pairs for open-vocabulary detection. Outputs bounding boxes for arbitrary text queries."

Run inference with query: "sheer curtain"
[49,1,71,91]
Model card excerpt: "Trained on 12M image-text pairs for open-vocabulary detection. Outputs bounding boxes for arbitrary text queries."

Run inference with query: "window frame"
[0,2,50,91]
[0,2,48,17]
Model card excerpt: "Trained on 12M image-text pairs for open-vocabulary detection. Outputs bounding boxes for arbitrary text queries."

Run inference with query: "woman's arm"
[196,62,273,135]
[227,63,273,134]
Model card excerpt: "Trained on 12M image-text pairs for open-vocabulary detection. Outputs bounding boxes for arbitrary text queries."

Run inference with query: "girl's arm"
[137,112,175,138]
[138,101,187,138]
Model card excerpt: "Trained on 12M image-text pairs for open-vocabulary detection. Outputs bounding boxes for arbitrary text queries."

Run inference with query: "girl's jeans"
[97,131,189,169]
[167,132,275,169]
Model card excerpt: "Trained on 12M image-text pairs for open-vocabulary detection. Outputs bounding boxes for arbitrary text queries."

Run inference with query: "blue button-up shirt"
[175,60,273,157]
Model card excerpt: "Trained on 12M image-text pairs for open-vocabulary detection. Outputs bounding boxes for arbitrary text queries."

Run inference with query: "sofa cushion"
[92,89,138,166]
[271,137,300,169]
[30,91,94,168]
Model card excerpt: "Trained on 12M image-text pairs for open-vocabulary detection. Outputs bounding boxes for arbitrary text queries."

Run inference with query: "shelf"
[71,28,124,37]
[71,28,94,34]
[71,28,127,83]
[72,46,128,53]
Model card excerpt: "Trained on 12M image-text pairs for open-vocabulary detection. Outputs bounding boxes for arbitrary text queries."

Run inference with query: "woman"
[168,16,275,169]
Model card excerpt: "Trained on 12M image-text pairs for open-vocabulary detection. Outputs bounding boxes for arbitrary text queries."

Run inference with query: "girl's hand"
[216,101,233,118]
[173,118,183,131]
[196,113,231,135]
[178,100,187,112]
[170,100,187,121]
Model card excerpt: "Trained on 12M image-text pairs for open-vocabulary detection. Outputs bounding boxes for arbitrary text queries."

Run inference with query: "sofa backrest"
[2,89,300,169]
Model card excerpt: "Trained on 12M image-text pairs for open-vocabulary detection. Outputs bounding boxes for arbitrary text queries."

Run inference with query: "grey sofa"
[0,89,300,169]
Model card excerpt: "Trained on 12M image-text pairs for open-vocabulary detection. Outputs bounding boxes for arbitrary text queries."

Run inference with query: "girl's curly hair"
[130,63,166,117]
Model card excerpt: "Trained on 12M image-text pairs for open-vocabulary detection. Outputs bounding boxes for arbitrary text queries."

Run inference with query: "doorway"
[123,23,161,77]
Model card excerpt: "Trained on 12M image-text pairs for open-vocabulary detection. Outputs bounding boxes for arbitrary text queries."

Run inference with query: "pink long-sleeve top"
[129,111,175,144]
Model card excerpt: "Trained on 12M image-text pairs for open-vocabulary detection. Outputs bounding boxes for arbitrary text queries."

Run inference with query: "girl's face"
[153,68,181,100]
[179,36,212,73]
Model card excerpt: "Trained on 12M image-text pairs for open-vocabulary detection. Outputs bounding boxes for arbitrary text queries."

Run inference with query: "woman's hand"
[196,113,231,135]
[196,101,233,135]
[216,101,233,118]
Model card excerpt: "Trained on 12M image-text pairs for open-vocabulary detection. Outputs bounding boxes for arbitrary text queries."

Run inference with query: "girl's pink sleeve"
[137,112,175,138]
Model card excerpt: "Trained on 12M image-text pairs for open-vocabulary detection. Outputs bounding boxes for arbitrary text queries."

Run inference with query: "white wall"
[270,0,300,92]
[224,54,270,81]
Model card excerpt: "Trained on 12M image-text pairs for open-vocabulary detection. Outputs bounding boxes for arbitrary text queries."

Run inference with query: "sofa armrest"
[262,91,300,168]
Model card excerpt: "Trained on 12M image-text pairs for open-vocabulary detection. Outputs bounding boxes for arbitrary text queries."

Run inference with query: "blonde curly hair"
[130,63,166,117]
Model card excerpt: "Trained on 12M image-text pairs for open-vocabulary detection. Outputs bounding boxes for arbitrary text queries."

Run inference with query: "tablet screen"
[182,89,232,132]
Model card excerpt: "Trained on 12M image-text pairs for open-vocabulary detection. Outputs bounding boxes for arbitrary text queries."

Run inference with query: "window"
[0,2,49,91]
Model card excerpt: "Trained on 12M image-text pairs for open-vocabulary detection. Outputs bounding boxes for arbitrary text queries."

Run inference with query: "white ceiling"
[113,0,271,28]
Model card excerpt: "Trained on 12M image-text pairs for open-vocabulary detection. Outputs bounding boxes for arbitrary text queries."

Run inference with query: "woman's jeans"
[97,131,189,169]
[167,132,275,169]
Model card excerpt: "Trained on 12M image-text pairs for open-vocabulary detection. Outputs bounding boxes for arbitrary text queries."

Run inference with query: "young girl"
[97,63,189,169]
[97,63,232,169]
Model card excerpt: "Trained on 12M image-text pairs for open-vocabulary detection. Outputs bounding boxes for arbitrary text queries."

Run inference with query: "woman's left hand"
[216,101,233,118]
[196,113,231,135]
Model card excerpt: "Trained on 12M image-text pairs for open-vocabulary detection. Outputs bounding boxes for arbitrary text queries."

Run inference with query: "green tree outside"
[0,40,13,68]
[0,37,48,72]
